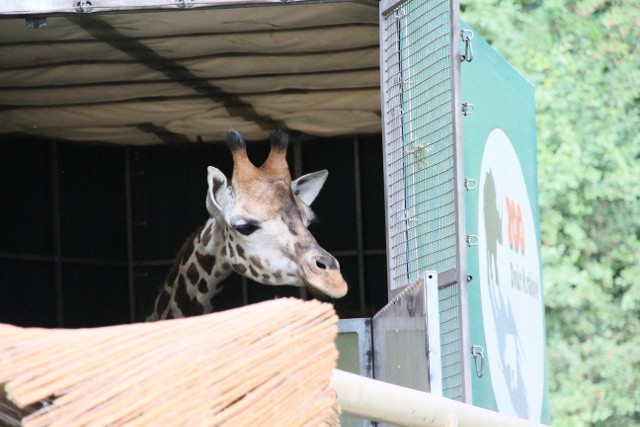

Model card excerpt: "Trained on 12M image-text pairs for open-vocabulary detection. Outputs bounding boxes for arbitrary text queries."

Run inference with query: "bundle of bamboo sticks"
[0,298,339,426]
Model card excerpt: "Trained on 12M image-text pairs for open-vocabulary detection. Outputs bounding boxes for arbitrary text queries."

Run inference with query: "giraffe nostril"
[308,252,338,273]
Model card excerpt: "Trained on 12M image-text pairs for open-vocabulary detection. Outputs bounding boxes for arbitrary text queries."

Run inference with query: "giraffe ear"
[292,170,328,205]
[206,166,228,216]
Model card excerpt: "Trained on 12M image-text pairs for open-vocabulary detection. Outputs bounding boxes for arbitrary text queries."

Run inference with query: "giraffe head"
[205,129,348,299]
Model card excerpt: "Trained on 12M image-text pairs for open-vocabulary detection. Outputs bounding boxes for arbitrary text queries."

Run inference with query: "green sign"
[461,22,550,424]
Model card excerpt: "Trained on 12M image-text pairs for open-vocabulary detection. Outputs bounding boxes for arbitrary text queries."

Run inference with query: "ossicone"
[269,130,289,151]
[226,129,246,151]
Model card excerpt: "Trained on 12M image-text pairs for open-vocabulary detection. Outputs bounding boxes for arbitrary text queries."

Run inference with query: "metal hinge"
[462,102,475,116]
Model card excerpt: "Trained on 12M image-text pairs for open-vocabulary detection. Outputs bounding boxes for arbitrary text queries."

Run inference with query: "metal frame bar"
[352,137,367,312]
[0,253,176,268]
[448,0,472,404]
[0,0,379,16]
[332,369,546,427]
[437,267,457,288]
[379,0,402,15]
[124,148,136,323]
[378,0,404,300]
[425,271,442,396]
[337,318,374,427]
[50,141,64,327]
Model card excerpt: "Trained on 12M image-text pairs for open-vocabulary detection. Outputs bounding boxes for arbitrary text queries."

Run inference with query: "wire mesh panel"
[379,0,470,403]
[439,281,464,400]
[380,0,456,293]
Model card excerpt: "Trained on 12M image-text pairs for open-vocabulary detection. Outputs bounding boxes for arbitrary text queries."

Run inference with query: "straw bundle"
[0,298,340,426]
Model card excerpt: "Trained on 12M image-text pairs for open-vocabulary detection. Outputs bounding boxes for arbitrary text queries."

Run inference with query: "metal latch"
[460,29,474,62]
[471,345,485,378]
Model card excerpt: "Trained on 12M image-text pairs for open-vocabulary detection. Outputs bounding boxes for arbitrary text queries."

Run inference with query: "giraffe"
[147,129,348,321]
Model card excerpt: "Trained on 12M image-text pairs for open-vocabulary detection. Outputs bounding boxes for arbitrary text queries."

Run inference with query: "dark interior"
[0,134,388,328]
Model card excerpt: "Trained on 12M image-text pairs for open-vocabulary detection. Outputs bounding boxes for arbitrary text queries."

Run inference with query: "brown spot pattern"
[172,276,205,317]
[175,275,191,315]
[196,252,216,275]
[233,264,247,275]
[236,244,246,259]
[202,224,212,246]
[228,243,235,258]
[250,256,264,269]
[249,265,259,278]
[186,263,199,285]
[197,278,208,293]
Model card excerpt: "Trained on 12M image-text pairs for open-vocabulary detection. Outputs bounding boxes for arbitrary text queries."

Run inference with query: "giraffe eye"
[233,222,260,236]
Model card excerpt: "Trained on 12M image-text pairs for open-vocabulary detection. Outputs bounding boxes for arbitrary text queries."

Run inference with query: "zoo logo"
[505,196,525,255]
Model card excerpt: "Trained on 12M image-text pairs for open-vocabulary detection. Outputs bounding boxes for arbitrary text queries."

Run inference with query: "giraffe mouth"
[303,269,348,298]
[305,284,336,301]
[301,256,348,299]
[305,279,348,299]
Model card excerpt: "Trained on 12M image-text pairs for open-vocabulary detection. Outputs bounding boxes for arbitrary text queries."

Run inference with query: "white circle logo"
[477,129,544,421]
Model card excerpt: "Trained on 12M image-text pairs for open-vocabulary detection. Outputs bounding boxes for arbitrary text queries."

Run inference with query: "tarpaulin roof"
[0,1,381,144]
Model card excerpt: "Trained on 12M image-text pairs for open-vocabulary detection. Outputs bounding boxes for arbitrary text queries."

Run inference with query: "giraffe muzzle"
[301,251,348,299]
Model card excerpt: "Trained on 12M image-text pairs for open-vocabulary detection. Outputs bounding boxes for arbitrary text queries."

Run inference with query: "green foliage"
[462,1,640,425]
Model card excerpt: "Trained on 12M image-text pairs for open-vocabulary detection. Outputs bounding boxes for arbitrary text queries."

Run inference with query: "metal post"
[124,148,136,323]
[353,137,367,312]
[448,0,472,404]
[50,141,64,327]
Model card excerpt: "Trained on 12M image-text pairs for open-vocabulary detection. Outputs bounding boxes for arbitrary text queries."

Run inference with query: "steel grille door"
[380,0,457,292]
[379,0,470,402]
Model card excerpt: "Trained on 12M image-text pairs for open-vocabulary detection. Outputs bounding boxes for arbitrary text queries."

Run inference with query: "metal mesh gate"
[380,0,456,290]
[379,0,470,402]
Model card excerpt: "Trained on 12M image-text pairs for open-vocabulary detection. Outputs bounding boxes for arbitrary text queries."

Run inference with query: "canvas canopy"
[0,0,380,145]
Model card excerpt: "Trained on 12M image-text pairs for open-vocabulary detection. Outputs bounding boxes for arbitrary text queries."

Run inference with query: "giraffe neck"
[147,218,233,321]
